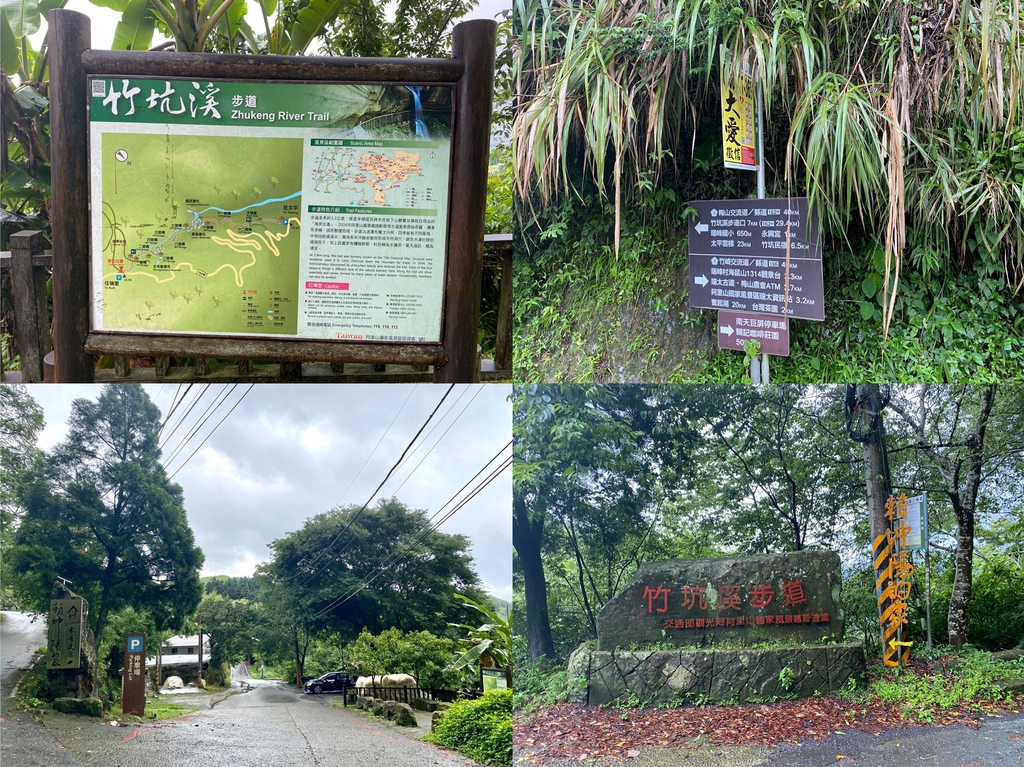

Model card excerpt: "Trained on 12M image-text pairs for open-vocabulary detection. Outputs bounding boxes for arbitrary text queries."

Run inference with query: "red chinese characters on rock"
[641,577,821,631]
[642,585,671,613]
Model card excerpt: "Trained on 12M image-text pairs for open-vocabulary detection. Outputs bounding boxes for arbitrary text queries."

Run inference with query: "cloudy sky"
[21,384,512,602]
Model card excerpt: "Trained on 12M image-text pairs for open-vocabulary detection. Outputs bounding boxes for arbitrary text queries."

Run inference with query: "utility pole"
[845,384,907,667]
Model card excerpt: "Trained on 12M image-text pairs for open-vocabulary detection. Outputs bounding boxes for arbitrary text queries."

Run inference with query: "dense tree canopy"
[9,384,205,644]
[514,384,1024,663]
[0,385,44,608]
[262,497,486,636]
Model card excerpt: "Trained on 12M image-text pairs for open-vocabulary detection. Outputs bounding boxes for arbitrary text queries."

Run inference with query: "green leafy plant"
[424,689,512,767]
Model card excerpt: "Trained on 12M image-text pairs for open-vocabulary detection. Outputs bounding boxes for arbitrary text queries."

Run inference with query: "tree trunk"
[513,496,555,662]
[945,384,995,648]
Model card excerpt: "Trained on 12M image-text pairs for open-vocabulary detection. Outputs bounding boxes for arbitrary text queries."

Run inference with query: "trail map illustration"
[99,133,303,335]
[310,146,426,207]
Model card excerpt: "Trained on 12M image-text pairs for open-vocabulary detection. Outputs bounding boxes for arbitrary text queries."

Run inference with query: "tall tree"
[682,385,862,553]
[888,384,1009,648]
[261,497,486,645]
[10,385,204,644]
[0,384,45,608]
[513,385,694,661]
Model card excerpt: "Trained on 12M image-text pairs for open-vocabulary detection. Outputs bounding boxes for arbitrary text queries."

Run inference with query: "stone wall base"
[567,642,866,707]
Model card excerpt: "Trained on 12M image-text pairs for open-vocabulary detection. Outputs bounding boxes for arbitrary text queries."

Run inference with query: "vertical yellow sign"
[720,47,758,171]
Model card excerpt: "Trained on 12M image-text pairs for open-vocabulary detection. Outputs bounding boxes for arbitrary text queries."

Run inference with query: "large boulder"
[162,675,185,690]
[52,696,104,717]
[598,551,845,650]
[381,700,417,726]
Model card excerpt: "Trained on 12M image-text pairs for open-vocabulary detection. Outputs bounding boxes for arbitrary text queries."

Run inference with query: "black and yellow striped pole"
[877,494,913,667]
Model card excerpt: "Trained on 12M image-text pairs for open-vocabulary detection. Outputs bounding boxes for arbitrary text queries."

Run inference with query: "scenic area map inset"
[89,78,453,343]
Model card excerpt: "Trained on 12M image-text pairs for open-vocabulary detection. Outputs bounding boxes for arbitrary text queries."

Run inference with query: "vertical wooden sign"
[47,596,84,669]
[122,633,147,716]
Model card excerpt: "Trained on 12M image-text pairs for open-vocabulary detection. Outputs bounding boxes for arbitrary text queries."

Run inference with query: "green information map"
[89,78,453,341]
[98,133,304,335]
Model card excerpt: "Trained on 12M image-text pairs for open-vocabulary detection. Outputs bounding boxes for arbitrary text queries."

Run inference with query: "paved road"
[2,613,479,767]
[1,611,83,767]
[39,679,479,767]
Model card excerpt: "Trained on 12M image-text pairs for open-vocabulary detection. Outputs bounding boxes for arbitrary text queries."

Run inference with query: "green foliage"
[13,655,49,711]
[517,0,1024,329]
[195,593,259,679]
[8,384,205,645]
[516,188,1024,382]
[0,385,45,609]
[260,498,486,640]
[485,143,513,235]
[449,593,512,682]
[425,689,512,767]
[869,648,1022,722]
[510,662,582,711]
[964,553,1024,651]
[319,0,478,58]
[345,627,460,688]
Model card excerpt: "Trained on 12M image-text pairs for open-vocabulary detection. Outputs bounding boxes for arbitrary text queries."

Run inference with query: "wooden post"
[9,231,49,382]
[48,10,94,382]
[436,20,497,383]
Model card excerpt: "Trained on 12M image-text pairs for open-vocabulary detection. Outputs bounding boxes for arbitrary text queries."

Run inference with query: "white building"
[146,634,211,667]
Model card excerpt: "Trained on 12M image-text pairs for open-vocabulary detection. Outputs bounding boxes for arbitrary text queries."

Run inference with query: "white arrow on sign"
[720,324,734,337]
[694,274,709,287]
[695,222,709,234]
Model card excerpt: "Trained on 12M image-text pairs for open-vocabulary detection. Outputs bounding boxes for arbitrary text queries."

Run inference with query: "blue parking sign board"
[127,635,144,653]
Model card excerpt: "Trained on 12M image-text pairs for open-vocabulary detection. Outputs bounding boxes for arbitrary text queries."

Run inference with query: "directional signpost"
[122,633,147,716]
[689,197,824,320]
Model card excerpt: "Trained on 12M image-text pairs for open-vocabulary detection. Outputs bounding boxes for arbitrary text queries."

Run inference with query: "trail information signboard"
[89,79,452,343]
[905,494,928,550]
[688,197,824,321]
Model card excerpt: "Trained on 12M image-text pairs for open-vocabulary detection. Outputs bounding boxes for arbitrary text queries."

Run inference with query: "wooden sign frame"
[48,10,496,383]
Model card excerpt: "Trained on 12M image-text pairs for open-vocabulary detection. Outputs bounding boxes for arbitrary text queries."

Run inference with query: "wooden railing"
[1,232,512,382]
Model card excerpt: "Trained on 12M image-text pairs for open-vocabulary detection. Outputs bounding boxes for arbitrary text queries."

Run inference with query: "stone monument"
[568,550,866,706]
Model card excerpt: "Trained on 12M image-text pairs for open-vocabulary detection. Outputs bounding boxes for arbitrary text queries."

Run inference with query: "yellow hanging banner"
[720,47,758,171]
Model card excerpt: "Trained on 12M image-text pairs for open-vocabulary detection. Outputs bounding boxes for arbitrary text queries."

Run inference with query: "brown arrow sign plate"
[717,310,790,356]
[688,197,824,321]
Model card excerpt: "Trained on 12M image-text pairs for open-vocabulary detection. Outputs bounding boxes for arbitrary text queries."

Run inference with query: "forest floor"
[514,695,1024,766]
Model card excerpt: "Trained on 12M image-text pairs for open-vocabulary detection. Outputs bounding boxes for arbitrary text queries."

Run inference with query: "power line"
[295,384,456,587]
[391,385,486,497]
[160,384,215,451]
[163,386,236,469]
[310,452,511,619]
[167,385,254,480]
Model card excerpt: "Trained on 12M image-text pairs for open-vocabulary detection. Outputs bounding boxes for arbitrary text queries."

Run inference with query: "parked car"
[304,671,350,694]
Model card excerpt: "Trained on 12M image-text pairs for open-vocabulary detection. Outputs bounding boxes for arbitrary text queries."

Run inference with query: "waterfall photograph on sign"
[513,383,1024,765]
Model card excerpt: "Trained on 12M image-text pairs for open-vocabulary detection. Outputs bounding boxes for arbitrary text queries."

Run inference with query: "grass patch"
[108,698,199,721]
[425,690,512,767]
[845,647,1024,723]
[512,664,585,712]
[13,654,50,711]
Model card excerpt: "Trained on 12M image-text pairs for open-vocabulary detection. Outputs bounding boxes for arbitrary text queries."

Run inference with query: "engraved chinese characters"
[598,551,845,650]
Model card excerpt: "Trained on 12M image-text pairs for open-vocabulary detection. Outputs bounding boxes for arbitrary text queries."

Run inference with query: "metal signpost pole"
[755,65,768,384]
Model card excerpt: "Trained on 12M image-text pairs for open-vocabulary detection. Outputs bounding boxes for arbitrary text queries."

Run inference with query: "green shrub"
[511,664,583,711]
[424,690,512,767]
